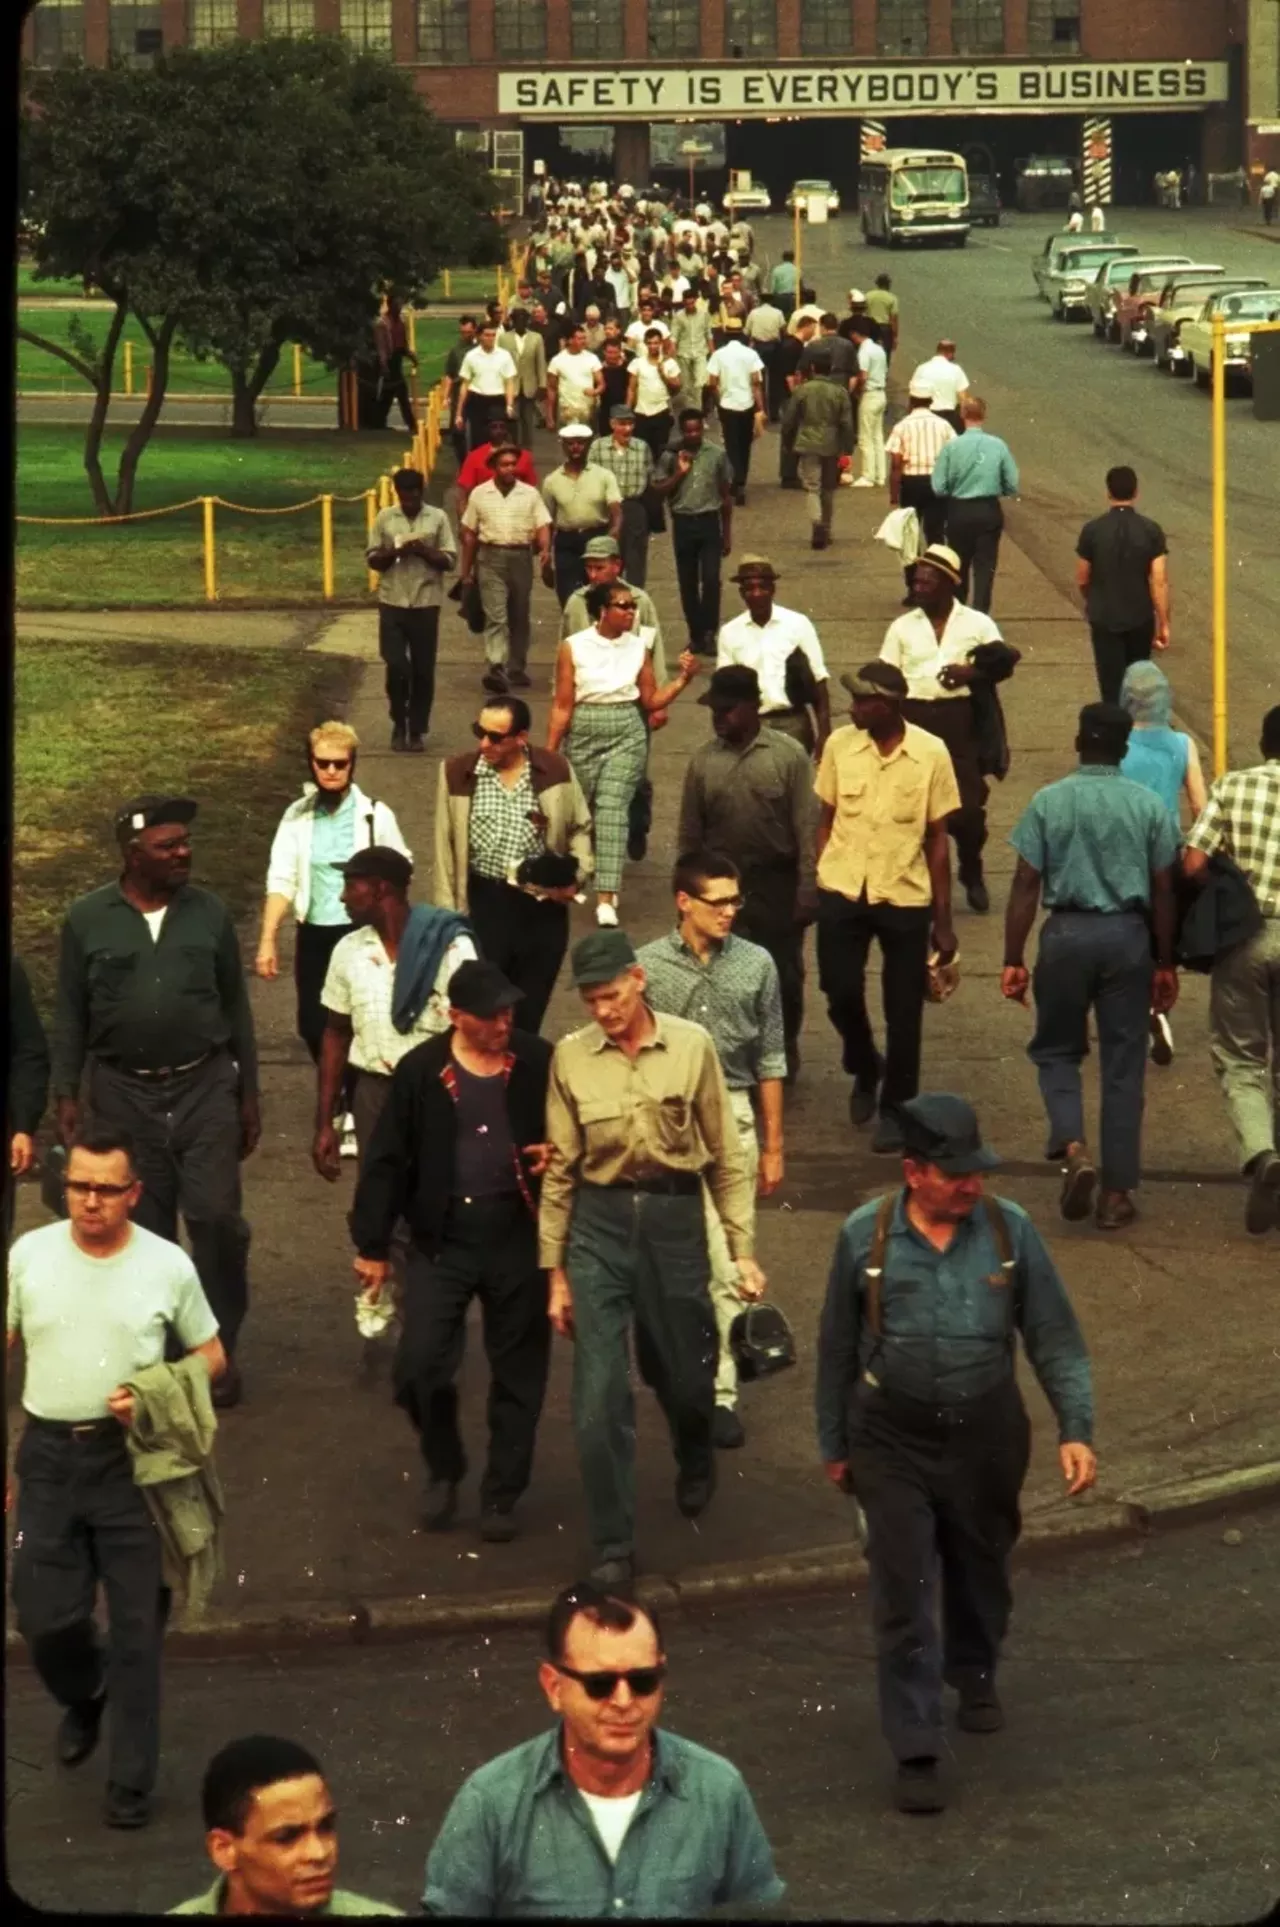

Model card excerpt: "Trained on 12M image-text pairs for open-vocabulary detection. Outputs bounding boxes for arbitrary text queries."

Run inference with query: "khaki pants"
[1209,918,1280,1170]
[857,389,887,485]
[703,1089,759,1410]
[798,452,839,529]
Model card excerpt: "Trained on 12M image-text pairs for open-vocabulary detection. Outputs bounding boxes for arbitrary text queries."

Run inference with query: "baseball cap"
[609,404,636,422]
[583,535,621,559]
[447,959,522,1019]
[908,377,934,400]
[899,1094,1001,1174]
[840,662,908,701]
[331,846,413,888]
[571,928,638,987]
[114,794,197,837]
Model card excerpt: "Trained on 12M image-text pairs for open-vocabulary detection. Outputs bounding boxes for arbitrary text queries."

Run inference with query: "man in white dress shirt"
[717,554,830,755]
[706,319,765,506]
[909,339,972,434]
[849,318,888,489]
[454,324,518,453]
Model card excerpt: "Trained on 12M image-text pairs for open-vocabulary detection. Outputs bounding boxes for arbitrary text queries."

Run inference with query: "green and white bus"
[859,149,970,248]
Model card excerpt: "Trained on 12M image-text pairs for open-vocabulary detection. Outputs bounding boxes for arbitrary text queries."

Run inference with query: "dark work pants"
[1029,910,1152,1193]
[566,1187,716,1564]
[553,527,602,608]
[379,352,417,433]
[901,696,989,884]
[295,919,356,1115]
[463,392,500,453]
[393,1200,549,1509]
[816,890,932,1111]
[719,407,756,494]
[467,872,570,1035]
[378,604,439,738]
[898,476,947,592]
[847,1379,1031,1763]
[757,341,783,419]
[671,512,723,649]
[944,497,1004,614]
[737,862,805,1062]
[634,414,672,534]
[88,1054,251,1354]
[12,1423,168,1795]
[1090,620,1155,707]
[618,497,651,588]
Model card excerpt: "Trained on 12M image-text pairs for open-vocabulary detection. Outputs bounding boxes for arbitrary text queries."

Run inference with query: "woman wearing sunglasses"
[256,722,411,1153]
[548,582,697,927]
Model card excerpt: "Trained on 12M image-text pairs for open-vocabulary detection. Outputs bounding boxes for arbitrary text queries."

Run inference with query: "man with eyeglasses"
[638,852,785,1451]
[7,1125,225,1831]
[422,1578,784,1916]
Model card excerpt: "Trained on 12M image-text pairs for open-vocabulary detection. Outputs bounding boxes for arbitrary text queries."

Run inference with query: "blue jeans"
[1028,910,1151,1192]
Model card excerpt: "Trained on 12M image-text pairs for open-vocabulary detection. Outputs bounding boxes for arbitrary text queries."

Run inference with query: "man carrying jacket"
[350,961,553,1546]
[779,350,855,551]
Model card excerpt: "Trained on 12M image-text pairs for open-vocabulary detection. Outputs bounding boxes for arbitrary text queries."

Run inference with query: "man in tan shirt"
[815,662,960,1155]
[540,928,765,1590]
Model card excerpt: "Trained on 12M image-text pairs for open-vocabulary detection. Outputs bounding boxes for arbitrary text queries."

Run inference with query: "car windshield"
[1219,293,1280,319]
[1061,249,1129,271]
[891,167,966,206]
[794,181,832,191]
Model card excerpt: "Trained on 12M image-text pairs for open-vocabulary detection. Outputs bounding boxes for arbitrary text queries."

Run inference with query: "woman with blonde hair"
[256,720,410,1151]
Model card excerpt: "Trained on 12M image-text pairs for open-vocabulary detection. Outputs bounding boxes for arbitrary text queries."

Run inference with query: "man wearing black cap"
[1003,703,1180,1231]
[350,961,553,1543]
[540,928,764,1588]
[53,797,258,1407]
[816,1092,1096,1814]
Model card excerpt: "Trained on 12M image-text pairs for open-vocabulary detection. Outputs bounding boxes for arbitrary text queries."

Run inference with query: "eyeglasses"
[556,1663,666,1701]
[64,1179,134,1199]
[313,757,351,771]
[472,724,516,743]
[610,599,638,613]
[696,893,744,911]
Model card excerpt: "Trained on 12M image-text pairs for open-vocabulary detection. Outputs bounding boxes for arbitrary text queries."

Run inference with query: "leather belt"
[601,1173,701,1197]
[115,1048,217,1081]
[27,1414,119,1439]
[478,541,532,551]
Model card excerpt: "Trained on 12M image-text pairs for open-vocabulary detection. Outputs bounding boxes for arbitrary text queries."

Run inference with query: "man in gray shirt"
[366,466,457,752]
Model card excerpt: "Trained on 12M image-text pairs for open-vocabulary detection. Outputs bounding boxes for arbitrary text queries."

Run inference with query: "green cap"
[570,928,638,987]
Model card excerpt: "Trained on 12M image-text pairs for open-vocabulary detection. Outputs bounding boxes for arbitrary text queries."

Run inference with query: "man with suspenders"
[815,1093,1096,1814]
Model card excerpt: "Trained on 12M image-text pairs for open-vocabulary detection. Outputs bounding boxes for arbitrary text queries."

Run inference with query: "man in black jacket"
[350,960,553,1543]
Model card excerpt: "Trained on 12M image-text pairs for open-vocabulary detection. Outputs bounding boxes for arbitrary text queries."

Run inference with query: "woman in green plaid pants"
[548,579,697,926]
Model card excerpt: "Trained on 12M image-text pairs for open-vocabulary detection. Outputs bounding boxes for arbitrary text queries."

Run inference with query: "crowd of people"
[7,177,1280,1872]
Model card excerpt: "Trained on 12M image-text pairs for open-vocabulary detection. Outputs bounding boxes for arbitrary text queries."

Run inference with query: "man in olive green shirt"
[542,425,623,607]
[541,929,765,1590]
[779,352,855,550]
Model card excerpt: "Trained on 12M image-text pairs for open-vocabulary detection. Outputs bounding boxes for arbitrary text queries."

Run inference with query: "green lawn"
[14,639,353,1001]
[16,424,431,607]
[17,265,95,297]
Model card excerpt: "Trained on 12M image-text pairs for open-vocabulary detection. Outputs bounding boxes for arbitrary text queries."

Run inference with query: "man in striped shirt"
[886,385,956,602]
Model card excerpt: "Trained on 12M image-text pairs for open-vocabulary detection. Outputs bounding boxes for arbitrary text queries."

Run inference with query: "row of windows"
[24,0,1089,68]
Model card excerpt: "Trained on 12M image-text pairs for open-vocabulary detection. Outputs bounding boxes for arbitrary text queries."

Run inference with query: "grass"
[17,265,93,297]
[14,639,354,1002]
[16,424,430,607]
[17,308,459,396]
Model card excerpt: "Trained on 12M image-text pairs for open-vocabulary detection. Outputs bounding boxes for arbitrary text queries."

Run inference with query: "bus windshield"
[891,166,966,207]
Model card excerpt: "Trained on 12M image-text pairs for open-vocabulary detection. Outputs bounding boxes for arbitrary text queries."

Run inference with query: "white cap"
[559,423,594,439]
[908,378,934,401]
[848,288,867,303]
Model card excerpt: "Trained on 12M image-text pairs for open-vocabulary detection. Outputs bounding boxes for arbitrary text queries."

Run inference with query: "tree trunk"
[83,300,127,516]
[112,313,177,516]
[229,366,258,438]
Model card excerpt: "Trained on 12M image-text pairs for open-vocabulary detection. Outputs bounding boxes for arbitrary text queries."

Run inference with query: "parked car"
[786,178,841,216]
[1085,254,1192,339]
[1181,288,1280,390]
[1031,232,1124,298]
[1043,243,1141,319]
[1118,265,1225,354]
[722,184,772,213]
[1150,276,1274,372]
[1015,155,1077,213]
[968,174,1001,227]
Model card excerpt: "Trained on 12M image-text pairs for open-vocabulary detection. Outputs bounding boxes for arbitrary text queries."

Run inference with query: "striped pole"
[1082,118,1113,209]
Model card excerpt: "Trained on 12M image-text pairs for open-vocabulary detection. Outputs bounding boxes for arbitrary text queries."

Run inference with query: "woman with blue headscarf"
[1119,660,1207,1066]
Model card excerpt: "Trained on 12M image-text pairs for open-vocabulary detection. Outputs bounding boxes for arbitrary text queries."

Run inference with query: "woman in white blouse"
[547,581,696,926]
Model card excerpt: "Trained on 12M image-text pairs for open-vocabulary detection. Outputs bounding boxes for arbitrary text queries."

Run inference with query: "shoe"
[479,1505,519,1544]
[810,526,829,551]
[588,1556,635,1592]
[422,1478,459,1531]
[871,1114,905,1156]
[1059,1148,1097,1222]
[407,735,426,754]
[964,877,990,915]
[390,727,408,753]
[733,488,746,506]
[1149,1010,1174,1066]
[595,903,619,928]
[58,1693,106,1768]
[712,1405,745,1449]
[1096,1192,1137,1231]
[849,1058,883,1129]
[507,668,532,688]
[211,1357,242,1410]
[676,1461,717,1519]
[104,1784,151,1830]
[956,1687,1004,1734]
[481,668,509,695]
[894,1758,945,1814]
[852,475,875,488]
[1244,1151,1280,1235]
[338,1112,358,1159]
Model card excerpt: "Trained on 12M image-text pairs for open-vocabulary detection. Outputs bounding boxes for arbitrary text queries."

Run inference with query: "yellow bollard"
[321,494,335,600]
[379,472,393,510]
[293,343,302,398]
[201,497,217,603]
[365,489,378,594]
[123,340,134,397]
[443,268,452,298]
[1210,312,1228,777]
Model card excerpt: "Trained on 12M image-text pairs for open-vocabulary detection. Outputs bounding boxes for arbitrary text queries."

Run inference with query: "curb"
[8,1463,1277,1662]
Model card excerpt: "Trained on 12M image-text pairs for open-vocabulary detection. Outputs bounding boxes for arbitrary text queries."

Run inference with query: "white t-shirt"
[142,907,167,940]
[626,318,667,352]
[549,349,602,403]
[707,341,765,413]
[912,355,970,413]
[857,338,888,392]
[579,1789,643,1864]
[7,1221,219,1422]
[458,345,518,395]
[632,356,680,414]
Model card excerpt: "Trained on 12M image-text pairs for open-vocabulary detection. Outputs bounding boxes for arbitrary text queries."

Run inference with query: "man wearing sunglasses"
[423,1579,784,1916]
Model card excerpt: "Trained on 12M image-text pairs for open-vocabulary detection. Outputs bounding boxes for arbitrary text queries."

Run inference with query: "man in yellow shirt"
[814,663,960,1153]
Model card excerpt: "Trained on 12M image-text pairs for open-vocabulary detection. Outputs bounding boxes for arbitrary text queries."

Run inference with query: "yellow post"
[379,472,393,510]
[444,268,452,297]
[793,199,803,296]
[293,343,302,398]
[1210,311,1228,777]
[365,489,378,593]
[321,494,335,600]
[201,497,217,603]
[123,340,134,396]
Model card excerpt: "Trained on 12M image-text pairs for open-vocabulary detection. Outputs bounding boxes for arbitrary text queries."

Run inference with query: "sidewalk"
[10,405,1279,1654]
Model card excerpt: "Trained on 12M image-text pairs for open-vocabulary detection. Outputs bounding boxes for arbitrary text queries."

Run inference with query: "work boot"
[104,1784,151,1830]
[1059,1145,1097,1222]
[211,1357,243,1411]
[588,1556,635,1593]
[963,874,990,915]
[58,1692,107,1768]
[712,1405,745,1449]
[390,726,409,753]
[1244,1150,1280,1234]
[481,667,509,695]
[956,1685,1005,1733]
[872,1112,905,1155]
[422,1478,459,1531]
[507,668,532,688]
[407,735,426,754]
[810,524,828,551]
[479,1504,519,1544]
[676,1459,717,1519]
[1096,1190,1137,1231]
[849,1056,884,1129]
[894,1758,945,1814]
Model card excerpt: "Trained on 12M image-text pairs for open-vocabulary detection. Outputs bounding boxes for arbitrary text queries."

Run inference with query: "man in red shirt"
[456,414,538,512]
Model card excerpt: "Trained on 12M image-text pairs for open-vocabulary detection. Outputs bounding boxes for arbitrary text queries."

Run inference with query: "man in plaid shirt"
[1183,705,1280,1234]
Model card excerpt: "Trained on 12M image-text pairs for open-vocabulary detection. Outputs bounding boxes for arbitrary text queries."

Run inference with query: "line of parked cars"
[1030,233,1280,391]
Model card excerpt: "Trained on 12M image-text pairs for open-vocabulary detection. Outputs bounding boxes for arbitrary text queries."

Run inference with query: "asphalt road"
[767,205,1280,768]
[6,1505,1277,1920]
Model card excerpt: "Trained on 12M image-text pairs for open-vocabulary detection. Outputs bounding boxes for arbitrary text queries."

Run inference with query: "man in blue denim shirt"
[423,1580,784,1917]
[816,1094,1095,1816]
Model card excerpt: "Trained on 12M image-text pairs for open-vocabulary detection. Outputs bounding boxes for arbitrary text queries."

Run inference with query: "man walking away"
[816,1094,1095,1814]
[706,318,766,505]
[767,248,798,319]
[541,425,622,608]
[1002,703,1181,1231]
[651,409,734,654]
[458,446,552,696]
[1075,466,1171,706]
[777,313,818,490]
[780,351,855,551]
[886,383,955,598]
[374,295,418,434]
[911,340,971,433]
[744,291,787,419]
[930,398,1019,616]
[1182,706,1280,1234]
[864,274,900,362]
[848,317,888,489]
[366,467,457,752]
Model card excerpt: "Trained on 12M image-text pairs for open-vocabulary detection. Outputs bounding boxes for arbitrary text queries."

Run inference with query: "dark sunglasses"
[696,893,744,910]
[472,723,517,743]
[556,1662,666,1700]
[64,1179,134,1199]
[610,599,638,612]
[313,757,351,771]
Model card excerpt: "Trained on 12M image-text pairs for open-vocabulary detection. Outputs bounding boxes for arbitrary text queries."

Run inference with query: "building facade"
[23,1,1279,199]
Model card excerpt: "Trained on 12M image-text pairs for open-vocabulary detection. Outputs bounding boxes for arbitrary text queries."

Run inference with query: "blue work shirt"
[931,426,1019,500]
[636,930,787,1091]
[307,789,359,926]
[1008,765,1181,911]
[815,1190,1094,1461]
[422,1725,785,1919]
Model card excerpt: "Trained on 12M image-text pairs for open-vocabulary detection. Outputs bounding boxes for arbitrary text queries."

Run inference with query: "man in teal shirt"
[1001,702,1181,1230]
[423,1580,784,1917]
[765,249,798,319]
[930,396,1020,614]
